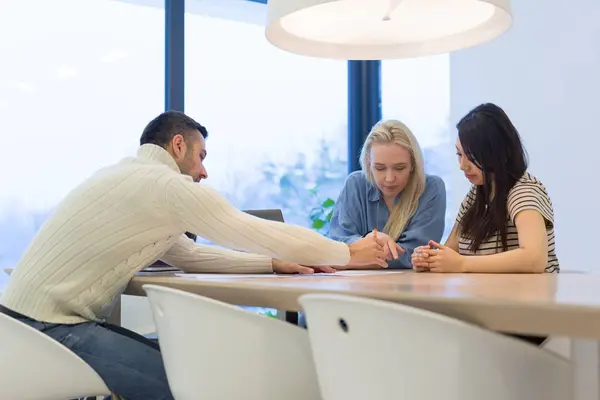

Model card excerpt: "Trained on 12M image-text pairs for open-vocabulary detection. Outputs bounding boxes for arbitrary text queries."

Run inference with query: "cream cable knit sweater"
[1,144,350,323]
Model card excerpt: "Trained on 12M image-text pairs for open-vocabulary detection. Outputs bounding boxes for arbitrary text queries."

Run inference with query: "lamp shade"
[265,0,513,60]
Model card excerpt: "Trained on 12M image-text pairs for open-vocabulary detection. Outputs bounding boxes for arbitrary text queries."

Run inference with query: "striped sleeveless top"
[456,172,559,273]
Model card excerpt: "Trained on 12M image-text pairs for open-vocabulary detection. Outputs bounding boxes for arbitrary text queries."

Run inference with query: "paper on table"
[175,270,405,280]
[317,270,406,276]
[175,273,290,280]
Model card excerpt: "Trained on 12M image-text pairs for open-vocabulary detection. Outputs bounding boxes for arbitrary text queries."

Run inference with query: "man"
[0,111,392,399]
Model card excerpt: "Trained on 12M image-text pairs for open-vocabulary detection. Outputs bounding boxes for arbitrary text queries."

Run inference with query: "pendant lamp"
[265,0,512,60]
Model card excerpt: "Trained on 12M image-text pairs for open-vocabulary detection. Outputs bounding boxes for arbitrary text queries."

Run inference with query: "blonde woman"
[330,119,446,269]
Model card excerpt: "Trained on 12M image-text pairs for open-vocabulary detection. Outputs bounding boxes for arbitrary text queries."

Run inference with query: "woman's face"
[456,139,484,185]
[370,143,412,199]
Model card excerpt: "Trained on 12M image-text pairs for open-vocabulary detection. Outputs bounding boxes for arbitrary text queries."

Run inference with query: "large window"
[185,1,348,235]
[0,0,450,297]
[0,0,164,290]
[382,55,453,240]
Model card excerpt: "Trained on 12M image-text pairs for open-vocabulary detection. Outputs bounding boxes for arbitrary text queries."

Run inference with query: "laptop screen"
[192,209,285,246]
[243,209,285,223]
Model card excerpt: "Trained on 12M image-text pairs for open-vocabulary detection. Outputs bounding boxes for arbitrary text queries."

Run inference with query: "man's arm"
[388,176,447,269]
[165,177,351,266]
[161,234,273,274]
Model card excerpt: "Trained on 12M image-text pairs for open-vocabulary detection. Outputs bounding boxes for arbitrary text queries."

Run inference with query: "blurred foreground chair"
[144,284,321,400]
[300,293,574,400]
[0,312,110,400]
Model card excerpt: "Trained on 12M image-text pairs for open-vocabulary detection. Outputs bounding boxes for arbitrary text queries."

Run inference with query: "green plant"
[309,187,336,235]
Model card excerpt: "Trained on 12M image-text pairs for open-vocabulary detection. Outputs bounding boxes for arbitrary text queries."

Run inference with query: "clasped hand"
[411,240,465,273]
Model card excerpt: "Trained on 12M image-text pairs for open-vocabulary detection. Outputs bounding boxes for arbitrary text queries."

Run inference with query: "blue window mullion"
[348,60,382,173]
[165,0,185,112]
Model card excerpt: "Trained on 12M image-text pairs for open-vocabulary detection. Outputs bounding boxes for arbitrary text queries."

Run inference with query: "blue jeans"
[3,307,173,400]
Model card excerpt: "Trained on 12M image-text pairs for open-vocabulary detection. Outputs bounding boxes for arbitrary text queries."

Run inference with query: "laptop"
[142,209,285,272]
[243,209,285,223]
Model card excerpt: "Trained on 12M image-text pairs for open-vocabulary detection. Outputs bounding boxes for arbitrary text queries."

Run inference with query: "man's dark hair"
[140,110,208,147]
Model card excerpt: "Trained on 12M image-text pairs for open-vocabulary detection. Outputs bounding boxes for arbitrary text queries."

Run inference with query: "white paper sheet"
[175,273,292,280]
[175,270,405,280]
[317,270,406,276]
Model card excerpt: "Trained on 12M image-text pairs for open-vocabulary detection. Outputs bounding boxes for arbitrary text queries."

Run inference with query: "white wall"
[449,0,600,272]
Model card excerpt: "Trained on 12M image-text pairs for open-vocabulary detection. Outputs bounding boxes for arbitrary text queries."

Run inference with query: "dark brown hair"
[458,103,528,251]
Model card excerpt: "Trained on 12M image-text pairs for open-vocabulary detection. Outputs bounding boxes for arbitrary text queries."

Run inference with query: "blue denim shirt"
[329,171,446,269]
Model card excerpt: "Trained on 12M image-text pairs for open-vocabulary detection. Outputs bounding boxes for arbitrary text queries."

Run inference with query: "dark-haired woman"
[411,103,559,275]
[411,103,558,346]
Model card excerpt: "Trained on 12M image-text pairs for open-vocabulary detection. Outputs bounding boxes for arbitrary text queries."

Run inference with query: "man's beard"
[178,152,198,181]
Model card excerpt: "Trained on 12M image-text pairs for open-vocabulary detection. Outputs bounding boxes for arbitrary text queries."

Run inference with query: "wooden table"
[6,268,600,399]
[126,270,600,339]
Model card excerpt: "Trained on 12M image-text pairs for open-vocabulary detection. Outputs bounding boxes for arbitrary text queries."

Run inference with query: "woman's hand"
[412,240,465,273]
[366,230,405,261]
[411,245,431,272]
[347,234,388,268]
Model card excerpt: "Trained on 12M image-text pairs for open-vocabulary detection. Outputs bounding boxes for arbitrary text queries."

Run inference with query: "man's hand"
[347,234,387,268]
[366,230,405,260]
[271,259,336,274]
[412,240,465,273]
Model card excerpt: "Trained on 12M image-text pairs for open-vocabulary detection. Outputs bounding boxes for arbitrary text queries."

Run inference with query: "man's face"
[170,130,208,183]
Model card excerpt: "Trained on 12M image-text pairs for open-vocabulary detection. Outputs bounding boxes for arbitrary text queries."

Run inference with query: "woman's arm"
[444,223,460,252]
[388,176,446,269]
[462,180,553,273]
[461,209,548,273]
[411,187,472,270]
[329,174,365,244]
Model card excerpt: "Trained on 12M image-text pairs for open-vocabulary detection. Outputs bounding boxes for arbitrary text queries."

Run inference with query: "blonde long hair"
[359,120,426,241]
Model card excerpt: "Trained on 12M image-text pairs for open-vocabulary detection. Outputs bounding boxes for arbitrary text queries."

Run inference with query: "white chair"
[299,294,573,400]
[0,312,110,400]
[121,294,157,337]
[143,284,321,400]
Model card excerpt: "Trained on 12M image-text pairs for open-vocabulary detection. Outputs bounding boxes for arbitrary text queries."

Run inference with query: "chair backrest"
[299,294,573,400]
[0,313,110,400]
[143,284,320,400]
